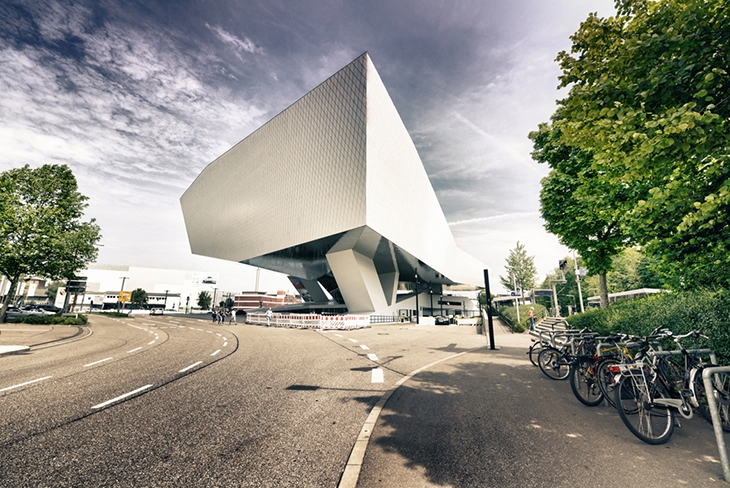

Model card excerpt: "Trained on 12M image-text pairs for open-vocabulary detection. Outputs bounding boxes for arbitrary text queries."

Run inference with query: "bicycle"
[537,329,595,381]
[612,330,730,444]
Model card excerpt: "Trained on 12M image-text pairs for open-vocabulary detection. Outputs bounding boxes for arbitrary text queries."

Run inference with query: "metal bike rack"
[702,366,730,483]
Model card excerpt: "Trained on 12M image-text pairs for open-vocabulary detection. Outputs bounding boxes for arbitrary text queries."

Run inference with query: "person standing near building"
[266,308,272,327]
[230,309,237,324]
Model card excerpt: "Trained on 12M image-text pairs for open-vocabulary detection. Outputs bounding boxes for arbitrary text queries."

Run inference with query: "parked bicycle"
[611,330,730,444]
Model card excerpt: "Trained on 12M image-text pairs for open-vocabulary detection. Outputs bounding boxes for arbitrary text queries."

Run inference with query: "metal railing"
[702,366,730,482]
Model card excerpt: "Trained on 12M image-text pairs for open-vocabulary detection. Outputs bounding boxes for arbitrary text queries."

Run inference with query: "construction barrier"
[246,313,370,330]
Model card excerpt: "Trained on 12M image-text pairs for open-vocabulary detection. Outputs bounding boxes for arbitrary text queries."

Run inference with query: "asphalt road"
[0,316,727,487]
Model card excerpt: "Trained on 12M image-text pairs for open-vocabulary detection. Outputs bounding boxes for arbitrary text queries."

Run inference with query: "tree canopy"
[131,288,148,307]
[197,291,212,310]
[533,0,730,291]
[499,241,538,302]
[0,164,101,321]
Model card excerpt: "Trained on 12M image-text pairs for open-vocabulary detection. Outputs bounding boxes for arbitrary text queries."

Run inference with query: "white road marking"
[147,341,156,345]
[367,353,379,361]
[348,338,359,343]
[211,349,221,356]
[92,384,153,409]
[206,330,213,334]
[360,345,370,350]
[0,376,52,393]
[223,337,227,341]
[334,334,343,338]
[84,357,113,367]
[371,368,384,383]
[179,361,203,373]
[216,333,222,337]
[223,342,228,347]
[127,347,142,353]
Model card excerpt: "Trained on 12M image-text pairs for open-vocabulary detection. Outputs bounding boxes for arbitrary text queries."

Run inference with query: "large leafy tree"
[530,124,627,307]
[499,241,538,303]
[0,165,101,322]
[549,0,730,288]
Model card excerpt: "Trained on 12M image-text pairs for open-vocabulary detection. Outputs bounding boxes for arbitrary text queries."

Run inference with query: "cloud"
[205,23,263,55]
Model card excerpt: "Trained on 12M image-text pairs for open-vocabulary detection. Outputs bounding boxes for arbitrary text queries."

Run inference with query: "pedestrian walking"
[211,309,217,323]
[266,308,272,327]
[230,309,236,324]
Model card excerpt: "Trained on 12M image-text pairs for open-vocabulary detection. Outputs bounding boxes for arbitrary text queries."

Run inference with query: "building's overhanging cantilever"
[180,52,487,314]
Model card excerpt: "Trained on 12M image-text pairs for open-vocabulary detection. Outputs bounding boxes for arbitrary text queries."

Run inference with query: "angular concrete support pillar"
[379,271,399,307]
[299,278,329,302]
[326,248,388,314]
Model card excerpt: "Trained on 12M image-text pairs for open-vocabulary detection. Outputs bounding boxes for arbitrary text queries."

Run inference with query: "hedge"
[8,314,88,326]
[565,289,730,364]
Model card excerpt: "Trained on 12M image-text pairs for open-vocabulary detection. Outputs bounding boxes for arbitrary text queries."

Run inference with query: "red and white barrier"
[246,312,369,330]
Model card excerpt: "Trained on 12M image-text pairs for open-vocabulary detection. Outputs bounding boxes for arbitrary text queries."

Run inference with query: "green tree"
[549,0,730,289]
[197,291,212,310]
[225,297,234,310]
[530,124,627,307]
[0,164,101,322]
[131,288,148,309]
[499,241,538,303]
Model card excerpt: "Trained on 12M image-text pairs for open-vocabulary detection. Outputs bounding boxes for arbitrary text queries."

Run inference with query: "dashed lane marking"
[360,345,370,350]
[367,353,379,361]
[348,338,358,343]
[211,349,221,356]
[92,384,154,409]
[371,368,384,383]
[127,347,143,353]
[0,376,53,393]
[84,357,113,367]
[179,361,203,373]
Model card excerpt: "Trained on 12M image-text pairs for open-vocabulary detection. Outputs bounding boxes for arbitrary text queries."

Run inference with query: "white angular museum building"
[181,53,486,317]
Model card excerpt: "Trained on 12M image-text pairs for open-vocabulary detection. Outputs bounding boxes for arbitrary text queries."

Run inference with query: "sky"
[0,0,616,295]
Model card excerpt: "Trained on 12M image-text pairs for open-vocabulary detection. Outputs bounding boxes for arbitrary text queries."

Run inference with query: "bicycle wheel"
[570,357,604,406]
[538,347,570,380]
[694,368,730,432]
[596,357,620,408]
[528,342,544,367]
[615,373,674,444]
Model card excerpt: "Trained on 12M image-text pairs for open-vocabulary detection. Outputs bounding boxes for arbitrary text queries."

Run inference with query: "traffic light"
[559,259,567,272]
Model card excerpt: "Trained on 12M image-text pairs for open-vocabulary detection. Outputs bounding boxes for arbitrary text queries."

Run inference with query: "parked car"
[21,305,54,315]
[434,316,450,325]
[5,307,29,320]
[37,305,61,313]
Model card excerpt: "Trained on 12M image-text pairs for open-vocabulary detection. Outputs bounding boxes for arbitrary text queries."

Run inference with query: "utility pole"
[573,250,585,313]
[484,269,495,350]
[118,276,129,313]
[512,273,520,325]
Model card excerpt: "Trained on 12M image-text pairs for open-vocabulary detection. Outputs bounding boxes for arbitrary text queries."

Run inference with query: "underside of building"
[180,53,486,315]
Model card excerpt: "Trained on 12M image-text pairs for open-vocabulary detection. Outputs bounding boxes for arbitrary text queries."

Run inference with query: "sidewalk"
[0,323,83,356]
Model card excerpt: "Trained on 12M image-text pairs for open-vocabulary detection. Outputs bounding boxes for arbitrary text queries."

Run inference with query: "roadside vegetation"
[7,314,88,326]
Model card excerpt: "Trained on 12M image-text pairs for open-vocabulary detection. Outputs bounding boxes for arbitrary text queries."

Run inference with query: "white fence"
[247,313,370,330]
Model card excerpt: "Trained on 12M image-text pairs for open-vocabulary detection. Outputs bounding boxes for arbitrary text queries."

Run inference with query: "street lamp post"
[163,289,169,313]
[414,268,419,325]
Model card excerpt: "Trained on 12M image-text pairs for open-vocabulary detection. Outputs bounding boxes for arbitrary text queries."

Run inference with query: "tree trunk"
[0,276,21,323]
[599,273,609,309]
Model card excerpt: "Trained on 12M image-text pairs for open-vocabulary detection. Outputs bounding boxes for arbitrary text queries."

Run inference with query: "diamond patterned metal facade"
[181,53,485,314]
